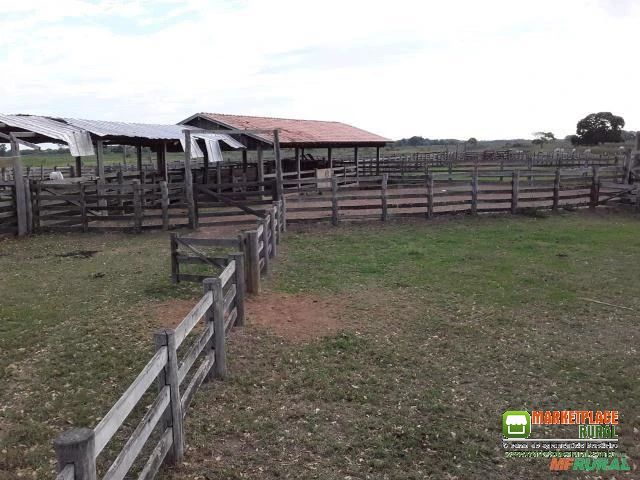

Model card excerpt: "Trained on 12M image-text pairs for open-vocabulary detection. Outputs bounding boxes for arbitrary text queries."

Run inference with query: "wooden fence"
[171,200,285,294]
[0,182,18,235]
[54,255,245,480]
[33,181,189,232]
[280,166,633,224]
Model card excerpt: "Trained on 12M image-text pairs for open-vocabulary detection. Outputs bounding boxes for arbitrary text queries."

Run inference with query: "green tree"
[467,137,478,146]
[532,131,555,149]
[0,144,7,156]
[574,112,625,145]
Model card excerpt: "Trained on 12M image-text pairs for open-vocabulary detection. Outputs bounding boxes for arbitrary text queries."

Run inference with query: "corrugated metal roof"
[187,113,391,146]
[0,114,95,156]
[0,114,244,161]
[61,117,244,161]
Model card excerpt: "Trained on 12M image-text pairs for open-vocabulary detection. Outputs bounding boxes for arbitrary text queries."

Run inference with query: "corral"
[1,212,638,479]
[1,117,639,479]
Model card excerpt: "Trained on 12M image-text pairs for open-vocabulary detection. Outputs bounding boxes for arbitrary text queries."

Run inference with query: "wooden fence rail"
[171,200,285,295]
[280,166,634,224]
[54,256,245,480]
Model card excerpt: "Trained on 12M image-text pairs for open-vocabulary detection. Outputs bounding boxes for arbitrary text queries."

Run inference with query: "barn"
[179,113,391,183]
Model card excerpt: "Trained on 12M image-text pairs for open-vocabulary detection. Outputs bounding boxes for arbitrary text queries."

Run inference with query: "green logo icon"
[503,411,531,438]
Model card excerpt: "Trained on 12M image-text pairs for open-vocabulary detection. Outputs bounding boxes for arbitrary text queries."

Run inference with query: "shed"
[0,114,243,180]
[179,113,391,181]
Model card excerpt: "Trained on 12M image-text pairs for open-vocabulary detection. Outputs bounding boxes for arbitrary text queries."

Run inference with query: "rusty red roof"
[184,113,390,147]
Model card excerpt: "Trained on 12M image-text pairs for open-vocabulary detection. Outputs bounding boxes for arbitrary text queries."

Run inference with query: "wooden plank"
[102,386,170,480]
[137,427,173,480]
[219,260,236,288]
[178,237,240,248]
[174,292,214,349]
[223,283,236,314]
[229,252,245,327]
[180,353,214,414]
[178,322,214,384]
[93,347,168,456]
[197,185,266,218]
[224,307,238,333]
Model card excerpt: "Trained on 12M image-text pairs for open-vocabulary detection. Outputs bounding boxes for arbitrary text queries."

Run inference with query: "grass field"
[1,212,638,479]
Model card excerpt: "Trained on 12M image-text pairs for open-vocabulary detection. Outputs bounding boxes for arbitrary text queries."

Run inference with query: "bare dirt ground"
[151,291,348,343]
[245,291,345,342]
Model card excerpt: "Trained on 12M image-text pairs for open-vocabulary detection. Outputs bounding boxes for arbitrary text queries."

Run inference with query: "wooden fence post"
[10,146,27,236]
[160,181,169,230]
[54,428,96,480]
[153,329,184,464]
[209,278,226,380]
[79,184,88,233]
[331,176,339,226]
[202,278,217,382]
[426,173,434,219]
[590,166,600,209]
[471,168,478,215]
[24,178,33,234]
[170,233,179,283]
[381,173,388,221]
[261,218,270,275]
[246,230,260,294]
[280,198,287,232]
[552,169,560,211]
[229,252,246,327]
[133,180,142,233]
[511,171,519,214]
[269,207,277,258]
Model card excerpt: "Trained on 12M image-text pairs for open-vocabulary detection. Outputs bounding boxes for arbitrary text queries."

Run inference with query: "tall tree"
[574,112,625,145]
[532,131,555,148]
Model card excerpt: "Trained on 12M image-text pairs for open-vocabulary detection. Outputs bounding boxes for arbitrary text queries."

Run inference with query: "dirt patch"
[147,291,349,343]
[152,298,201,330]
[245,291,345,342]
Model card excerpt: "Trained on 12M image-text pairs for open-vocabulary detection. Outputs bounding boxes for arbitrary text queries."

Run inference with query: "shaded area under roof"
[181,113,391,149]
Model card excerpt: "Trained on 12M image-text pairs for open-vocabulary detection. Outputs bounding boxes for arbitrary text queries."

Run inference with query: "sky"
[0,0,638,141]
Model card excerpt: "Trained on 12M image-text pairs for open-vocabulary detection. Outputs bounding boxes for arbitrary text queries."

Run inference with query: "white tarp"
[0,114,95,157]
[63,118,244,162]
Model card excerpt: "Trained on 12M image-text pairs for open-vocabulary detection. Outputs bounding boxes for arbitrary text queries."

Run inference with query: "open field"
[0,232,201,479]
[1,212,639,479]
[168,212,640,479]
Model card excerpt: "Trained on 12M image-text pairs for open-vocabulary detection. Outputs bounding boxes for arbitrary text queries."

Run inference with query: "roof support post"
[376,147,381,176]
[295,147,301,182]
[202,142,209,185]
[273,130,283,201]
[96,140,105,183]
[156,142,167,182]
[257,145,264,192]
[75,156,82,178]
[183,130,196,229]
[328,147,333,170]
[10,140,27,236]
[242,149,248,173]
[136,145,143,182]
[354,147,359,183]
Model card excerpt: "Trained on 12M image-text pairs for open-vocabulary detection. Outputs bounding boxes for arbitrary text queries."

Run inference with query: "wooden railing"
[279,166,631,224]
[171,200,285,295]
[54,257,245,480]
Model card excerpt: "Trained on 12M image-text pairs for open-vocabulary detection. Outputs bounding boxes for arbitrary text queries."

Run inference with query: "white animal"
[583,149,592,155]
[49,171,64,181]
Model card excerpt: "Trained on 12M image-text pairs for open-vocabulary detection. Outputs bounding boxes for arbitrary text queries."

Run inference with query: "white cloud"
[0,0,638,140]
